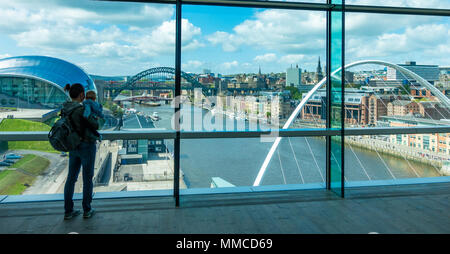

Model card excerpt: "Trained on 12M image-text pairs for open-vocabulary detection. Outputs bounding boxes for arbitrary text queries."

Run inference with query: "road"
[2,150,69,195]
[2,141,115,195]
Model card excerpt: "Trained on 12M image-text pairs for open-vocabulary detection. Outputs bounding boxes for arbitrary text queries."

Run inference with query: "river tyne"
[123,102,440,188]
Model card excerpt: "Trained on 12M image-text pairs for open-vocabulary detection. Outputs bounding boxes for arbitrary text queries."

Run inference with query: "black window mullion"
[326,0,331,190]
[174,0,182,207]
[341,0,345,198]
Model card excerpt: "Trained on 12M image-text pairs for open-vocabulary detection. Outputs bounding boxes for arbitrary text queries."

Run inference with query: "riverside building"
[387,61,440,85]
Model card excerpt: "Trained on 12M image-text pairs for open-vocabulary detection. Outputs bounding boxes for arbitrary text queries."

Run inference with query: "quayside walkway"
[0,182,449,234]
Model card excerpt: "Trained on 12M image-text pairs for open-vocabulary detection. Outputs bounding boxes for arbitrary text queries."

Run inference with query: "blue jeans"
[64,142,96,213]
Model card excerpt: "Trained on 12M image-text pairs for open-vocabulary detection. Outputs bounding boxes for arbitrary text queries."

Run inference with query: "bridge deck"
[0,181,449,234]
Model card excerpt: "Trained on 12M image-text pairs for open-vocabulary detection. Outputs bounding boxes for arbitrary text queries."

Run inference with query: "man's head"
[68,83,85,102]
[86,90,97,101]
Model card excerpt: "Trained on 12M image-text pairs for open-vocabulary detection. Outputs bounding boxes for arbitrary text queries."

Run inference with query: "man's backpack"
[48,105,83,152]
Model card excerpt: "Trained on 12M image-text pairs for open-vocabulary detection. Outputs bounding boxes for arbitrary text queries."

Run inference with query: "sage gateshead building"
[0,55,96,109]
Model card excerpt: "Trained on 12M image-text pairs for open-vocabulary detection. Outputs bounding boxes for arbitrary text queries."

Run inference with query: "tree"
[284,86,303,100]
[401,83,411,95]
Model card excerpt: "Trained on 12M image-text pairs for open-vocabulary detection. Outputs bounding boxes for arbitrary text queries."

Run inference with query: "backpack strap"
[61,104,83,136]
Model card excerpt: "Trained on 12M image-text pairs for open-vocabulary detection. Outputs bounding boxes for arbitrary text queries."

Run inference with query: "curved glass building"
[0,56,96,109]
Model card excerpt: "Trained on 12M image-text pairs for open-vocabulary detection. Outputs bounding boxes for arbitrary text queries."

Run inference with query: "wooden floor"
[0,182,449,234]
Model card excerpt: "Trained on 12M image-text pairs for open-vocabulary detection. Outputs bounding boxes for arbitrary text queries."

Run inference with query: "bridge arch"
[126,67,203,88]
[111,67,204,98]
[254,59,450,186]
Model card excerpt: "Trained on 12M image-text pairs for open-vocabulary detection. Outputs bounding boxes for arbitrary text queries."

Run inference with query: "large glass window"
[343,12,450,186]
[181,5,326,133]
[0,77,67,108]
[179,4,327,192]
[180,136,326,191]
[0,0,448,202]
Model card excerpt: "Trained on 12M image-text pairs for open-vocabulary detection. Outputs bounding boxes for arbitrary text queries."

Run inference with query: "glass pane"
[345,13,450,129]
[329,8,344,196]
[344,13,450,186]
[344,133,447,185]
[109,138,176,192]
[0,139,176,195]
[181,5,326,132]
[179,4,326,193]
[180,137,326,191]
[0,0,176,196]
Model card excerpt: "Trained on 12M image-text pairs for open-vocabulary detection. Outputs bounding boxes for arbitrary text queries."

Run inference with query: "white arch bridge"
[253,59,450,186]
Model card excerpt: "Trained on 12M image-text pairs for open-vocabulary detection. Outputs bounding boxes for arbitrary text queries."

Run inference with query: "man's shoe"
[83,208,96,219]
[64,210,81,220]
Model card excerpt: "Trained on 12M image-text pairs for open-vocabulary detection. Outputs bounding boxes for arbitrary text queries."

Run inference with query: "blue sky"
[0,0,448,76]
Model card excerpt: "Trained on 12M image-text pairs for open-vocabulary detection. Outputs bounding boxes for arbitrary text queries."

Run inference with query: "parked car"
[0,161,11,166]
[5,154,23,159]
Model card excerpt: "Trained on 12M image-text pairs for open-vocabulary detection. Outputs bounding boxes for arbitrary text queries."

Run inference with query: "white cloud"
[0,0,203,71]
[278,54,305,65]
[205,7,449,69]
[1,0,449,75]
[134,19,204,57]
[346,12,434,39]
[207,10,326,54]
[0,0,183,75]
[0,8,44,34]
[222,61,239,70]
[0,0,174,29]
[79,42,135,58]
[254,53,277,63]
[12,25,123,52]
[0,53,11,59]
[346,0,450,8]
[207,31,242,52]
[347,23,450,65]
[182,60,204,72]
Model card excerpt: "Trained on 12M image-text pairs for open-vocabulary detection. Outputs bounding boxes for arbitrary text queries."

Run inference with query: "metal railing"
[0,126,448,141]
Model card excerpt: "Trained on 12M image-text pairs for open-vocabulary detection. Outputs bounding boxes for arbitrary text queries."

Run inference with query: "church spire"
[317,57,322,73]
[316,56,324,82]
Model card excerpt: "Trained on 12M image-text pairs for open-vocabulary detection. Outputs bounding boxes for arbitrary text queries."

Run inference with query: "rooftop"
[391,100,415,106]
[1,181,449,234]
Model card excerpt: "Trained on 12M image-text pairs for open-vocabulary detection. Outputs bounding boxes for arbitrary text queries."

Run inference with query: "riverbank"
[345,136,446,173]
[291,120,447,174]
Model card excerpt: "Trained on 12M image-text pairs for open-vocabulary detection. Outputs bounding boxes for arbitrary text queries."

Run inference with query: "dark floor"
[0,182,449,234]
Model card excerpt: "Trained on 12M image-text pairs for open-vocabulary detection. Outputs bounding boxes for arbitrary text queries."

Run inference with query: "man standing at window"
[62,83,99,220]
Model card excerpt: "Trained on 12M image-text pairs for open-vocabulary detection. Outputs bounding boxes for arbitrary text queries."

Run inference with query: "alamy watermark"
[169,89,283,142]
